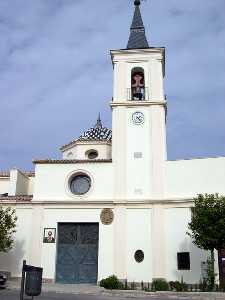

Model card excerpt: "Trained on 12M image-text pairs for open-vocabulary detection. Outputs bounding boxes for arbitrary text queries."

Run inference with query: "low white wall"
[0,207,32,277]
[165,207,208,283]
[166,157,225,198]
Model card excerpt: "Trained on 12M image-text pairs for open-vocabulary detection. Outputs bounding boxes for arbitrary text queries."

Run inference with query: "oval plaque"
[134,250,144,263]
[100,208,114,225]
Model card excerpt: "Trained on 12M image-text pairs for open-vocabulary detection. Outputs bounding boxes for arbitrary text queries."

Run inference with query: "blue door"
[56,223,99,284]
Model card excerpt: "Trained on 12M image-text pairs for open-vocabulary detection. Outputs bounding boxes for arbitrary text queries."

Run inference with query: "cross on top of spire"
[127,0,149,49]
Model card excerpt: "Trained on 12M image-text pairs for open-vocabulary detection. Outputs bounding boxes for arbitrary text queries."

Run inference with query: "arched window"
[131,67,145,101]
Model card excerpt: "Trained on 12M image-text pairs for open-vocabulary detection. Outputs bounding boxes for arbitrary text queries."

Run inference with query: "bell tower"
[111,0,167,200]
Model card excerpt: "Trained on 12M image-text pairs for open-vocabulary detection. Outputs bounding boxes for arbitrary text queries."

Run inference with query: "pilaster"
[113,206,127,279]
[151,204,166,279]
[29,205,44,266]
[112,106,127,199]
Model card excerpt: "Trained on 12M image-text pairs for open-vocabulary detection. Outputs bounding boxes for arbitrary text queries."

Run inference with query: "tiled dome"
[78,115,112,142]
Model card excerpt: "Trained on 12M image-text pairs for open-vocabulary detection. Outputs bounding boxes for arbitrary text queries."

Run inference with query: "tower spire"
[95,113,102,128]
[127,0,149,49]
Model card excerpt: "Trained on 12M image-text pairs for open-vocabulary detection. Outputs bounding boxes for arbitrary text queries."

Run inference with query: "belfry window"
[131,67,145,101]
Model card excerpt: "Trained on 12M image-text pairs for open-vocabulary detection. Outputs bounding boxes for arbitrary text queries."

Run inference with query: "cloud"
[0,0,224,170]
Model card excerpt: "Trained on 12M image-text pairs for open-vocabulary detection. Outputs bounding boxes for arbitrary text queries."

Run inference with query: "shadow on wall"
[172,238,208,284]
[0,239,25,278]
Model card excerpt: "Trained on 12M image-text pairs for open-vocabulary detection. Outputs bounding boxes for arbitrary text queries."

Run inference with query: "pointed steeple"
[95,113,102,128]
[127,0,149,49]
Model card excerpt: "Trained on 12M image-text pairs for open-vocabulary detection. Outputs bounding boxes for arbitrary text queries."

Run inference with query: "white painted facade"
[0,3,224,285]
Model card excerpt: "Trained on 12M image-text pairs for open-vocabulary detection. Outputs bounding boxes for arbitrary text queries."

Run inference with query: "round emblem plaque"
[100,208,114,225]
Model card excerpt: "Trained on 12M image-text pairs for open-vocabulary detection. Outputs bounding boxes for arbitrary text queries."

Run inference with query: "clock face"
[132,112,144,125]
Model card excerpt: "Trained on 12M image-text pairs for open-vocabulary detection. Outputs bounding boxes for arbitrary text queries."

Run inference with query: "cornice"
[33,159,112,164]
[167,155,225,162]
[6,197,194,206]
[61,140,112,152]
[0,171,35,178]
[110,100,167,108]
[110,48,165,67]
[75,140,112,145]
[110,47,165,56]
[0,195,33,202]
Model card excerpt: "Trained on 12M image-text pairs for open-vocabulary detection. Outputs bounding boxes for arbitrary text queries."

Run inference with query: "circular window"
[70,174,91,195]
[86,150,98,160]
[134,250,144,263]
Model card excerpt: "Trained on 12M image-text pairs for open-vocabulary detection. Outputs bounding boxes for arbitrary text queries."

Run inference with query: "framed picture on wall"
[43,228,56,243]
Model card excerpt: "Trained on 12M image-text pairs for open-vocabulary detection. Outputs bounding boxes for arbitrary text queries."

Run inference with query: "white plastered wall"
[126,208,152,282]
[113,103,166,200]
[33,163,113,201]
[113,104,166,199]
[27,177,34,195]
[112,49,165,102]
[112,106,127,200]
[8,169,31,196]
[62,143,112,160]
[165,207,208,283]
[41,208,114,281]
[41,207,153,282]
[0,174,33,196]
[0,178,10,194]
[166,157,225,198]
[111,49,166,200]
[0,206,32,277]
[150,106,167,197]
[126,107,152,199]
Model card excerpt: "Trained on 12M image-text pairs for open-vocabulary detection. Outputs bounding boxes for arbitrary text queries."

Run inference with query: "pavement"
[2,279,225,300]
[7,279,103,295]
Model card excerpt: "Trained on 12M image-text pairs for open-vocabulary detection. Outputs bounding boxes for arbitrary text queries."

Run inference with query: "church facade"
[0,1,225,284]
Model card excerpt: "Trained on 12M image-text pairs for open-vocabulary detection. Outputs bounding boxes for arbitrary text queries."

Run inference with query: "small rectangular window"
[134,152,142,158]
[177,252,190,270]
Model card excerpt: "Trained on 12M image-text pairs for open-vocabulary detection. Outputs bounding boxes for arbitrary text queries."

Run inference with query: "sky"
[0,0,224,171]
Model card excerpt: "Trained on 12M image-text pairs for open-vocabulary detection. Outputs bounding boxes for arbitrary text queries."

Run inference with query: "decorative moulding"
[110,100,167,108]
[64,169,94,200]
